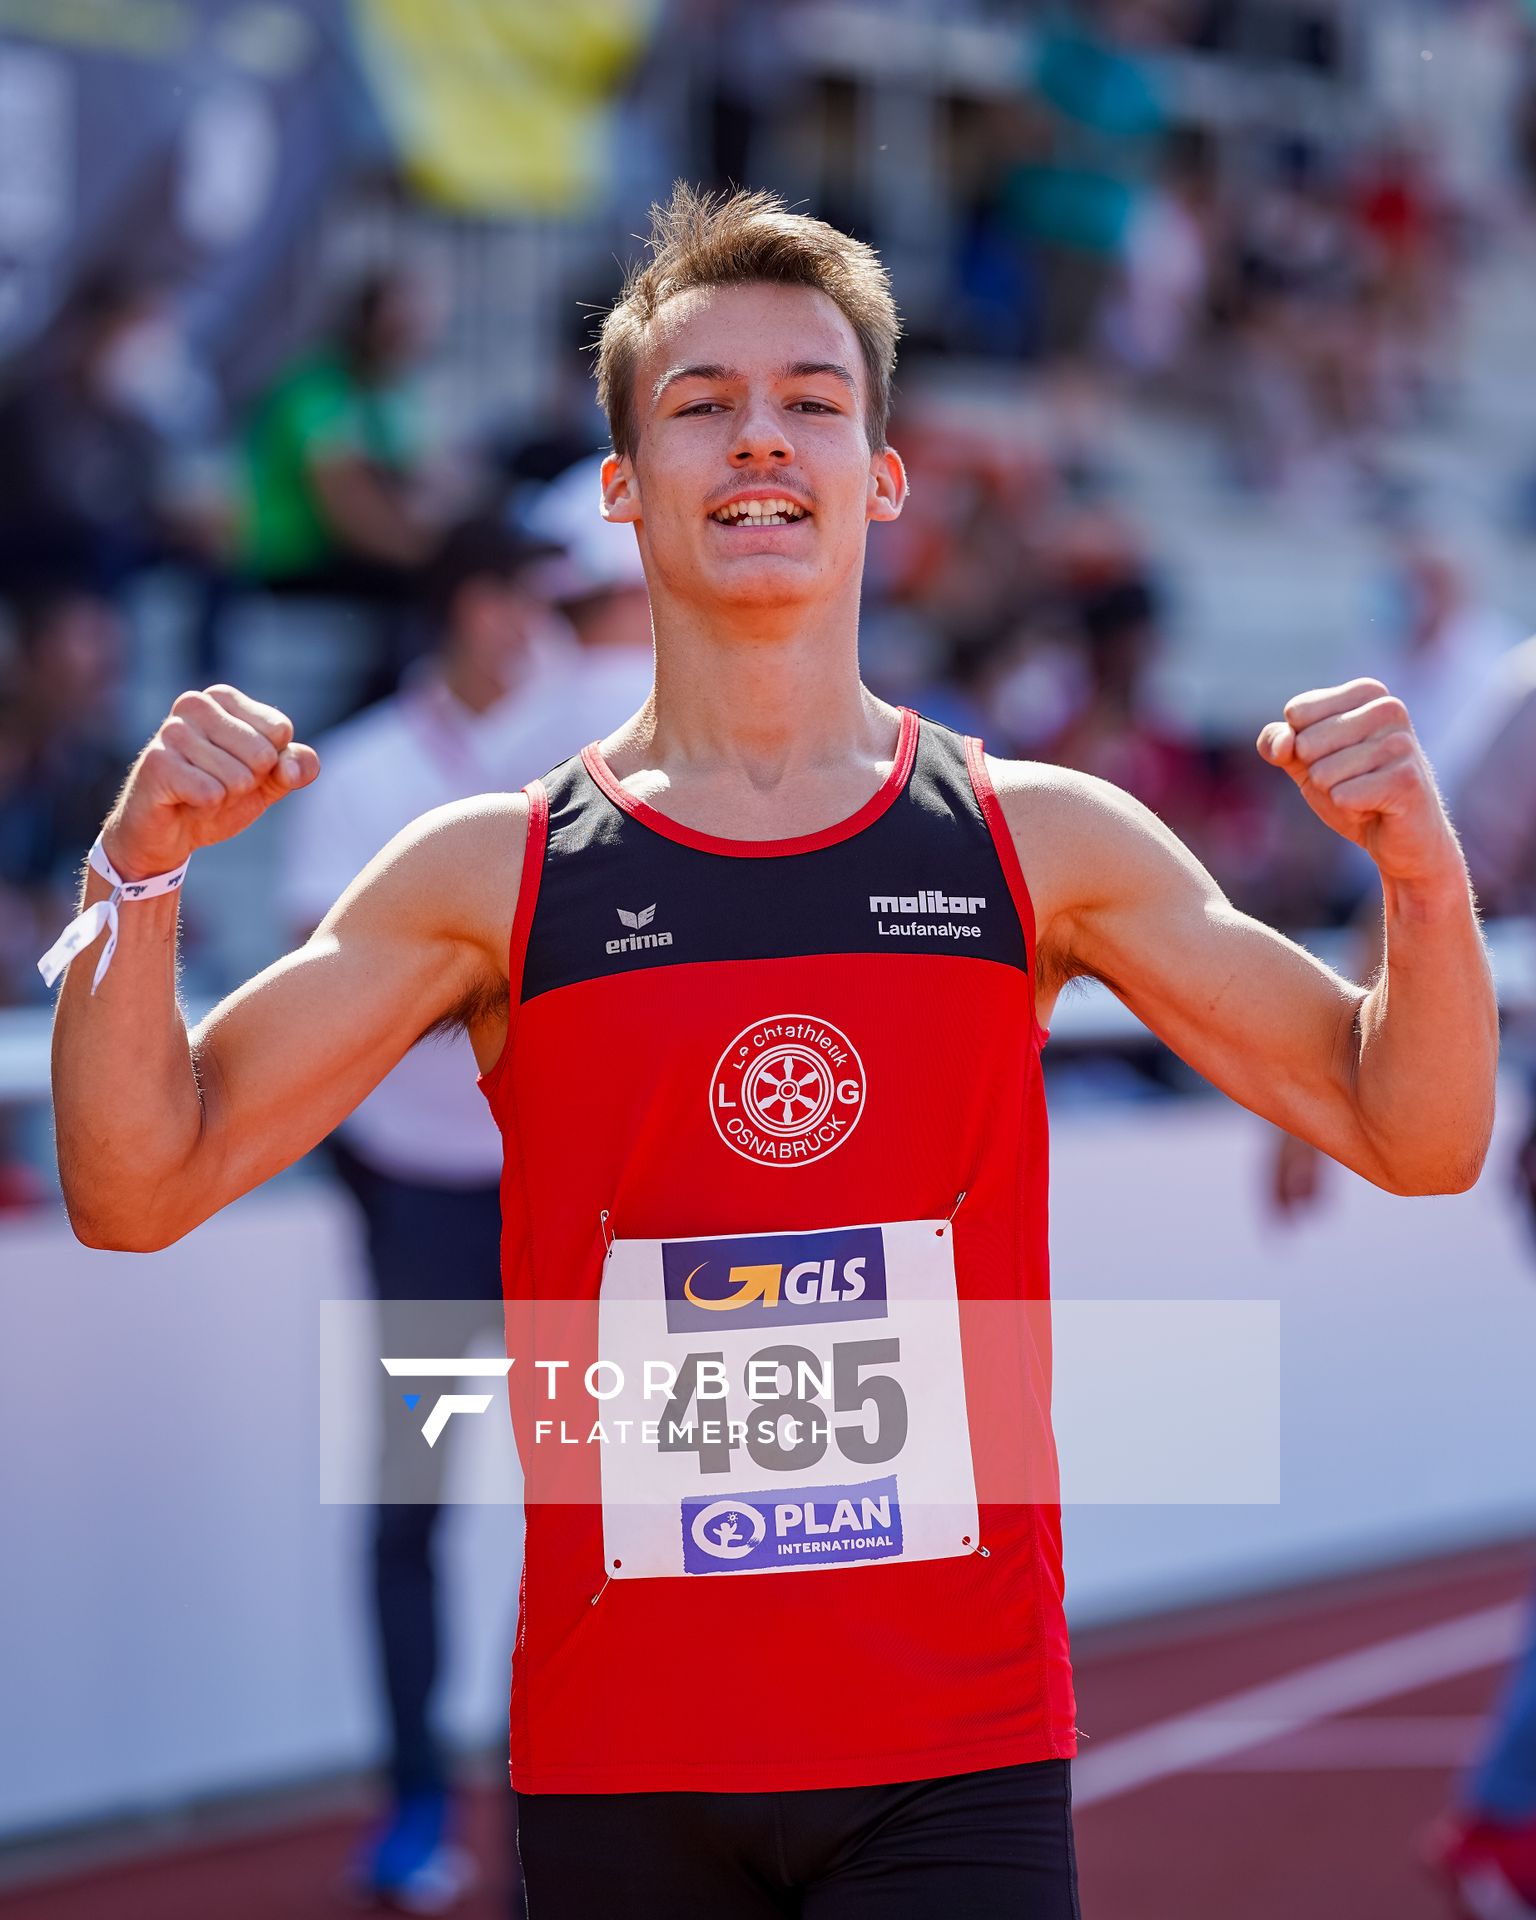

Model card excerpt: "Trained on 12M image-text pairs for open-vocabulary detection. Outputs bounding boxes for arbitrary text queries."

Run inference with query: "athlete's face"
[601,282,905,616]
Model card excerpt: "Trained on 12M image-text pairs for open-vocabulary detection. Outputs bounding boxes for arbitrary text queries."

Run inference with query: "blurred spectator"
[1451,630,1536,1231]
[999,0,1170,364]
[1268,537,1523,1212]
[861,603,988,735]
[0,269,228,597]
[678,0,801,197]
[870,401,1059,666]
[498,347,609,488]
[0,587,129,1004]
[240,268,456,589]
[1100,127,1221,386]
[1426,1643,1536,1917]
[237,266,482,702]
[0,585,131,1209]
[525,454,655,731]
[1024,529,1223,868]
[282,514,581,1915]
[1422,636,1536,1894]
[1455,637,1536,926]
[1042,574,1201,810]
[1216,140,1381,494]
[1366,530,1522,797]
[1348,134,1457,420]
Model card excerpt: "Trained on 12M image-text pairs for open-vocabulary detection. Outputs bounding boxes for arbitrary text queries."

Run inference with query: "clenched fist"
[1257,678,1460,891]
[103,684,320,880]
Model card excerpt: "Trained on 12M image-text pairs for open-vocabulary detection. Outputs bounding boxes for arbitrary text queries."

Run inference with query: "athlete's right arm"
[51,685,524,1252]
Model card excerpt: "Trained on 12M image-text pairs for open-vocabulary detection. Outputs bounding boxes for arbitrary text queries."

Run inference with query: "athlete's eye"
[790,400,839,413]
[676,401,723,416]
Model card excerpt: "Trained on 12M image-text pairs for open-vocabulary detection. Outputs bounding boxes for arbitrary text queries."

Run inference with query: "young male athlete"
[49,187,1498,1917]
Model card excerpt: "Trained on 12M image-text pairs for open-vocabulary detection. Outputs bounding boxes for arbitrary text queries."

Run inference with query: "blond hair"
[595,183,901,459]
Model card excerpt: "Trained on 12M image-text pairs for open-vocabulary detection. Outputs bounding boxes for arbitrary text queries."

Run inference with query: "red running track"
[1,1536,1531,1919]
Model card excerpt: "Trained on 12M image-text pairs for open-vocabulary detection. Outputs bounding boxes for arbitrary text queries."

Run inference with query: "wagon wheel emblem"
[742,1044,835,1137]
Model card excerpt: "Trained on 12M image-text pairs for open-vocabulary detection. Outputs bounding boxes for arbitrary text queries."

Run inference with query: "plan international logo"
[661,1225,889,1334]
[681,1475,904,1573]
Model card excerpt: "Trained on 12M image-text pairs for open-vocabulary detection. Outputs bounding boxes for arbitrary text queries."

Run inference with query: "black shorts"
[516,1757,1080,1918]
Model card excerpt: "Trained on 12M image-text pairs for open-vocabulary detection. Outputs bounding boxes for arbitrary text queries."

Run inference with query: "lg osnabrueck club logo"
[710,1015,865,1167]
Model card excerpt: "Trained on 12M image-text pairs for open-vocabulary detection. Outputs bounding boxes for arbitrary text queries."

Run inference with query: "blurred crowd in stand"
[5,0,1536,1173]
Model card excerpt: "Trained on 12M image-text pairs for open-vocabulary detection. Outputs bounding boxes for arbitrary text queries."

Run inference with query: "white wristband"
[37,835,191,994]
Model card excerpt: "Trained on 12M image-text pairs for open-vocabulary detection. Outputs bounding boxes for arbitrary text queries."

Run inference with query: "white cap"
[525,453,648,599]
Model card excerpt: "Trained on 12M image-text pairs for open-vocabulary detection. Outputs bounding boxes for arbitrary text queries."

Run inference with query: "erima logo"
[608,903,673,955]
[869,892,985,915]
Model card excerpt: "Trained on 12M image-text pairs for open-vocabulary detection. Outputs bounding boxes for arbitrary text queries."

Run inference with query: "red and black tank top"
[479,707,1076,1793]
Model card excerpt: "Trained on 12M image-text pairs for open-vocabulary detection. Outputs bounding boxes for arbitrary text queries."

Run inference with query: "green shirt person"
[237,271,442,582]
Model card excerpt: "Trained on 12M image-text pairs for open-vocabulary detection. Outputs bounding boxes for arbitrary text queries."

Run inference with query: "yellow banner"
[350,0,657,214]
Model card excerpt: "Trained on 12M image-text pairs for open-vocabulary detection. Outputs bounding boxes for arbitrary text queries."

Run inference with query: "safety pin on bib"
[935,1191,968,1239]
[599,1208,614,1257]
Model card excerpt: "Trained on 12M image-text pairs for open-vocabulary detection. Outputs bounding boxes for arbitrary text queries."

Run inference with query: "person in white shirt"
[525,453,657,727]
[282,515,586,1913]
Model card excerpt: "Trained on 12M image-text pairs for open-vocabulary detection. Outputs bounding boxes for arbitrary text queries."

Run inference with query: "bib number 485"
[658,1339,907,1475]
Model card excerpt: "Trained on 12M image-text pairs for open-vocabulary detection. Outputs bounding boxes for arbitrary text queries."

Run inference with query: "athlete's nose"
[730,396,793,466]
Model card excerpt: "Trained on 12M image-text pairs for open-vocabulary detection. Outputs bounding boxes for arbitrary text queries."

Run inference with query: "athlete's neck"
[601,601,902,834]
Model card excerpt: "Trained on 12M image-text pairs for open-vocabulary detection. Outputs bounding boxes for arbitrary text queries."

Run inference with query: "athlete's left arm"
[993,678,1498,1196]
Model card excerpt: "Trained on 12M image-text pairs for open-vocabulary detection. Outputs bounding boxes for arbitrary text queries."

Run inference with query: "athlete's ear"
[601,452,642,525]
[867,445,906,524]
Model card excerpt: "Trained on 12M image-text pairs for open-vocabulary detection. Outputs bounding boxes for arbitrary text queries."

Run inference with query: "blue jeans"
[1469,1573,1536,1823]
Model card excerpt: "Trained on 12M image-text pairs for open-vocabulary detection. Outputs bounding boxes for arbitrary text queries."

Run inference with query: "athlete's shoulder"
[400,787,532,884]
[981,755,1194,929]
[983,754,1137,838]
[394,788,533,855]
[334,790,532,959]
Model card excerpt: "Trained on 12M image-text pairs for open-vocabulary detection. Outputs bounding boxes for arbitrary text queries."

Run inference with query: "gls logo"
[608,903,673,956]
[662,1224,889,1333]
[380,1355,514,1445]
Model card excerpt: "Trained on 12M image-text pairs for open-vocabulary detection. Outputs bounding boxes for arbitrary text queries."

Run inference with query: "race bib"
[596,1220,979,1579]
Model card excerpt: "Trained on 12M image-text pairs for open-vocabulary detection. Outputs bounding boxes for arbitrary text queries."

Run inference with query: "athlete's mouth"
[709,496,811,528]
